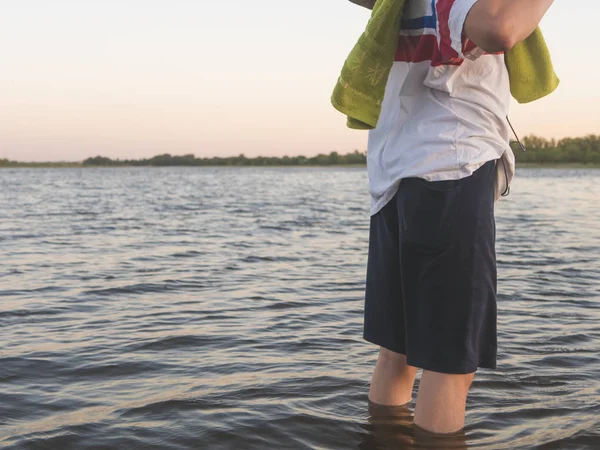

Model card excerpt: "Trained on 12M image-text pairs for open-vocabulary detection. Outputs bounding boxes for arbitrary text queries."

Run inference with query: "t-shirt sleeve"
[445,0,484,60]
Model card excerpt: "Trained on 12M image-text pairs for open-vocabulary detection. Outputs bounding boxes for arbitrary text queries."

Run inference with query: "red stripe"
[395,34,463,67]
[395,34,436,63]
[464,39,478,54]
[436,0,460,63]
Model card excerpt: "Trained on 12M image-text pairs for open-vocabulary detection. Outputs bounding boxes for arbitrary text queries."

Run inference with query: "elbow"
[467,11,519,53]
[464,1,532,53]
[479,15,520,52]
[487,24,518,52]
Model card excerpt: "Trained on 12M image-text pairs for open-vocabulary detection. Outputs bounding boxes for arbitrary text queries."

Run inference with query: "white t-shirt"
[368,0,515,215]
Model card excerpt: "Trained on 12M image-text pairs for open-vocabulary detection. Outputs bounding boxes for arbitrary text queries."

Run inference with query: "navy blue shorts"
[363,160,498,374]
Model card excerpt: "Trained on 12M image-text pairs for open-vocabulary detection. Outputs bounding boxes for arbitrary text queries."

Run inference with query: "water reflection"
[1,167,599,449]
[360,401,468,449]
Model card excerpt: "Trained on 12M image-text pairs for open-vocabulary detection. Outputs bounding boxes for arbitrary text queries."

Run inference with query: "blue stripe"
[400,15,437,30]
[431,0,437,26]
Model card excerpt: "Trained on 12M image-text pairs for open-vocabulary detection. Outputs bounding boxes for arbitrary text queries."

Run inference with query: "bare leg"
[414,370,475,434]
[368,347,419,406]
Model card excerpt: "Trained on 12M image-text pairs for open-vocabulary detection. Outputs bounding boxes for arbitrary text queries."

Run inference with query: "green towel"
[332,0,560,130]
[505,28,560,104]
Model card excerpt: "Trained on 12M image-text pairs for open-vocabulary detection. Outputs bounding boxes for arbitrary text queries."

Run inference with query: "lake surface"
[1,167,599,449]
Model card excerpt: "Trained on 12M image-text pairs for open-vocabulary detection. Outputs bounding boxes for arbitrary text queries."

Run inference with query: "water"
[1,167,599,449]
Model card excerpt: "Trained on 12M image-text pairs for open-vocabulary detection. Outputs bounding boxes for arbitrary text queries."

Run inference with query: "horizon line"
[2,133,599,163]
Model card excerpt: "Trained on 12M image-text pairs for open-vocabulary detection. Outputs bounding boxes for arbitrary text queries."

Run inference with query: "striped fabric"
[395,0,483,66]
[366,0,515,215]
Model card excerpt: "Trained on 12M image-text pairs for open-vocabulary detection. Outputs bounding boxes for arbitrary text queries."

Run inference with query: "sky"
[1,0,597,162]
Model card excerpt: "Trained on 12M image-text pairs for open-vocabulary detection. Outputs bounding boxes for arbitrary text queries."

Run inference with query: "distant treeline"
[80,150,368,167]
[512,135,600,164]
[1,135,599,167]
[0,160,83,168]
[82,135,600,166]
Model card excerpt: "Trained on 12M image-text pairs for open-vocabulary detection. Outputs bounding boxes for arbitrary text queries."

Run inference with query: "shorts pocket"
[401,178,461,250]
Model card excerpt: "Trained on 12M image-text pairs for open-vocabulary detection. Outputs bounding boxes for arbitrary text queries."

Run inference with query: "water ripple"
[1,167,599,449]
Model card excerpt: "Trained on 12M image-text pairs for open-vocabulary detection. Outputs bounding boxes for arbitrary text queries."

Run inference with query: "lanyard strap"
[507,116,527,152]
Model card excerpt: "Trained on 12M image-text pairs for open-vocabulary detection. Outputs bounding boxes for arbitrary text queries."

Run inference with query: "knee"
[422,370,475,392]
[379,347,406,362]
[455,372,475,391]
[378,347,407,366]
[377,347,418,375]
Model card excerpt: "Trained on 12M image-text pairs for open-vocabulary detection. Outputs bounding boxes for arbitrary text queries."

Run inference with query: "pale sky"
[0,0,597,162]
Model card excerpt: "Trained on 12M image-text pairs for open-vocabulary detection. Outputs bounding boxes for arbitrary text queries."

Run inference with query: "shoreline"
[515,163,600,169]
[2,163,599,169]
[0,164,367,169]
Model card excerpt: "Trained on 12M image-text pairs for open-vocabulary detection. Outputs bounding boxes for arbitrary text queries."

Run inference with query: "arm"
[464,0,555,52]
[348,0,376,10]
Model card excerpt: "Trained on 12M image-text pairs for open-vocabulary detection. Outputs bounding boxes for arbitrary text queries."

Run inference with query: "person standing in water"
[352,0,556,435]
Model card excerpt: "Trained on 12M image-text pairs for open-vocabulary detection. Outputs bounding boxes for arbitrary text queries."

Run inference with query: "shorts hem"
[363,335,497,374]
[363,333,406,356]
[405,356,497,375]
